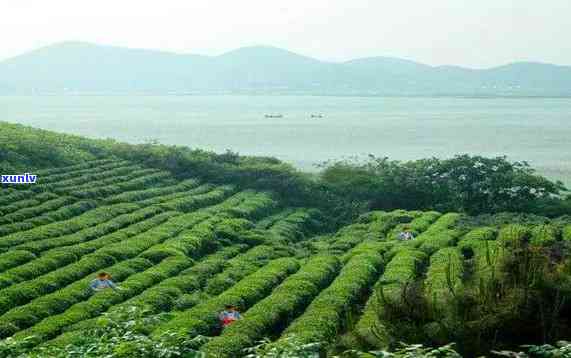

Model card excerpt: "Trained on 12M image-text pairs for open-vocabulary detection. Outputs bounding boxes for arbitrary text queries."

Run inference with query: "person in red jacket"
[218,304,242,328]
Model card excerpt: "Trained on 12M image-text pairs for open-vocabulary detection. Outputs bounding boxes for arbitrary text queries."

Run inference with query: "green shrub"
[1,258,152,340]
[424,247,464,314]
[497,224,531,248]
[104,178,200,204]
[158,185,236,212]
[0,250,36,273]
[0,200,98,238]
[461,226,496,241]
[33,164,143,193]
[278,246,384,346]
[1,306,206,357]
[563,225,571,242]
[37,160,128,185]
[201,255,341,357]
[0,190,36,207]
[354,249,427,347]
[12,256,193,343]
[70,171,171,199]
[17,205,166,255]
[0,192,58,219]
[152,258,300,338]
[0,196,76,225]
[530,224,560,246]
[204,245,279,296]
[457,236,506,285]
[266,208,324,243]
[0,203,138,249]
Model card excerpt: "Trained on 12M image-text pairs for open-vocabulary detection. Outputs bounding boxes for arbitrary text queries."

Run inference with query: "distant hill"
[0,42,570,95]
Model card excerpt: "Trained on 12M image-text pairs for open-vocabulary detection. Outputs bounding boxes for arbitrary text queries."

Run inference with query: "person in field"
[90,272,120,292]
[398,227,415,241]
[219,304,242,328]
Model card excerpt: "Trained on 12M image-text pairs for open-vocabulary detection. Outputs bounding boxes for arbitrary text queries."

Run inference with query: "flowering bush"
[320,154,566,215]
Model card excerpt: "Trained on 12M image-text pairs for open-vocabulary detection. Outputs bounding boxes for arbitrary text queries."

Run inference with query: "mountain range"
[0,41,570,96]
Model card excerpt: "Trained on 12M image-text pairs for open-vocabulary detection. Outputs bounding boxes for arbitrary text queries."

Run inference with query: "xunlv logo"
[1,173,38,184]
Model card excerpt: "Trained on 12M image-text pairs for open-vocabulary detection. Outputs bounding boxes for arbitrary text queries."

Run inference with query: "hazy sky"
[1,0,570,68]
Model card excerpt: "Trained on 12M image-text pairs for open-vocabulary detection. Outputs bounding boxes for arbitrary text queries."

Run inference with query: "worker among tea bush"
[398,227,415,241]
[219,304,242,328]
[90,272,121,292]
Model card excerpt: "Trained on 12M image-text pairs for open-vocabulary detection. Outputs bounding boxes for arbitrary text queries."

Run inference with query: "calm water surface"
[2,95,570,186]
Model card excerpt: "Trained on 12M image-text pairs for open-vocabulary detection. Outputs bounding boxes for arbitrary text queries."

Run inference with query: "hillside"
[0,122,570,357]
[1,42,571,96]
[0,161,570,357]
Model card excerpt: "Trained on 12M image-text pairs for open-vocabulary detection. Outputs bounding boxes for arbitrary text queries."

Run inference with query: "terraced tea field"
[1,158,570,357]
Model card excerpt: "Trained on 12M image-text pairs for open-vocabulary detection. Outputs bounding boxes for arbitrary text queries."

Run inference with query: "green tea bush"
[0,258,152,340]
[34,159,117,175]
[279,247,384,345]
[12,256,193,344]
[136,183,216,206]
[37,160,128,185]
[530,224,560,246]
[70,171,171,199]
[461,226,496,242]
[17,205,166,255]
[0,200,98,238]
[0,192,58,218]
[0,203,137,249]
[0,250,36,273]
[266,208,324,243]
[0,190,37,207]
[563,225,571,242]
[355,249,427,347]
[152,258,300,338]
[32,164,143,192]
[104,178,200,204]
[56,246,249,342]
[424,247,464,313]
[497,224,531,248]
[1,306,206,358]
[202,255,341,357]
[204,245,279,296]
[158,185,236,212]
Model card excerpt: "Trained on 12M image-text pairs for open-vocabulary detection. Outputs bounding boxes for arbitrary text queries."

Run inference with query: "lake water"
[1,95,570,187]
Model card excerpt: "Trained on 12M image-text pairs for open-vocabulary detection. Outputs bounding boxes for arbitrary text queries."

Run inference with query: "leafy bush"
[0,306,207,357]
[202,255,341,357]
[104,178,200,204]
[493,341,571,357]
[2,258,152,340]
[319,154,566,216]
[355,248,427,348]
[0,250,36,273]
[152,258,300,338]
[279,246,384,346]
[530,225,560,246]
[0,203,137,249]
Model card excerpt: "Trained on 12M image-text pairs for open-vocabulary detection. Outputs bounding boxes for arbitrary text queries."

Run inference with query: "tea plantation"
[0,157,569,357]
[1,121,571,357]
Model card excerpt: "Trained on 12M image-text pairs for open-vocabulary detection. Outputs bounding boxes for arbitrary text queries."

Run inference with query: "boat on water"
[310,114,324,118]
[264,114,283,118]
